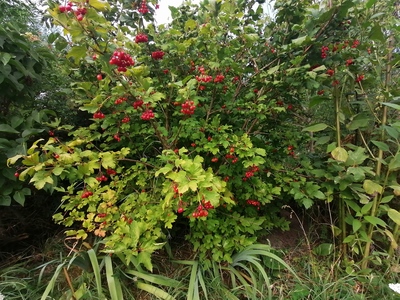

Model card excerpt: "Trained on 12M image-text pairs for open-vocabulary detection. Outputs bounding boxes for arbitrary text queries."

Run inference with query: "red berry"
[211,157,218,162]
[177,208,184,214]
[326,69,334,77]
[97,74,103,81]
[135,33,148,43]
[49,130,54,136]
[14,172,19,178]
[151,50,165,60]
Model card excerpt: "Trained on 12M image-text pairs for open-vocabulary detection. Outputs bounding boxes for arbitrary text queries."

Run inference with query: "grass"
[1,217,400,300]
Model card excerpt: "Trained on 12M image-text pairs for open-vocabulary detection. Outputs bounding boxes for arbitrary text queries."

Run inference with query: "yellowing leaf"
[89,0,111,11]
[388,209,400,226]
[363,179,383,195]
[331,147,348,162]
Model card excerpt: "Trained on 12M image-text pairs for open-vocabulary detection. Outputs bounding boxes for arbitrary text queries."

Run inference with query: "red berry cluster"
[106,169,117,175]
[173,184,179,194]
[195,74,213,83]
[345,58,354,66]
[141,109,155,120]
[214,74,225,83]
[96,174,108,182]
[133,99,144,109]
[351,40,360,48]
[122,215,133,224]
[332,79,340,86]
[225,153,238,164]
[202,200,214,210]
[287,145,295,157]
[242,165,259,181]
[181,100,196,115]
[211,157,218,162]
[247,199,261,210]
[135,33,148,43]
[321,45,329,59]
[355,74,364,82]
[74,7,87,21]
[151,51,165,60]
[138,0,149,14]
[59,2,73,12]
[192,205,209,218]
[81,190,93,198]
[93,111,105,119]
[115,97,127,105]
[114,134,121,142]
[326,69,335,77]
[97,213,107,218]
[59,2,87,21]
[317,90,324,95]
[122,117,130,123]
[109,50,135,72]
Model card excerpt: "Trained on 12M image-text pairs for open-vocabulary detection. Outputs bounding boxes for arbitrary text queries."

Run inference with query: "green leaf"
[389,153,400,171]
[100,152,115,169]
[0,195,11,206]
[136,281,175,300]
[89,0,111,10]
[155,164,174,176]
[13,190,29,206]
[371,140,389,151]
[0,52,12,65]
[388,209,400,226]
[363,180,383,195]
[291,35,308,45]
[352,219,362,233]
[0,124,19,134]
[366,0,378,8]
[369,24,385,42]
[302,123,328,132]
[267,65,279,75]
[313,243,333,256]
[254,148,266,156]
[346,147,369,166]
[185,19,197,31]
[331,147,348,162]
[364,216,387,227]
[67,45,87,64]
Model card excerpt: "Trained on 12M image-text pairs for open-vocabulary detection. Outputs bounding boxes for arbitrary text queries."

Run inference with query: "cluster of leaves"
[8,0,319,269]
[8,0,400,272]
[0,12,59,206]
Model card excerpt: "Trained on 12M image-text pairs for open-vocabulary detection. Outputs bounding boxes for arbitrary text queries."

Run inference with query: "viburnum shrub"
[8,0,329,269]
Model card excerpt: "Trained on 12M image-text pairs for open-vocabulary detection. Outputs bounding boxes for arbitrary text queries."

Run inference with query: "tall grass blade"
[126,269,180,287]
[136,281,176,300]
[197,267,208,300]
[105,255,124,300]
[187,260,199,300]
[40,262,66,300]
[87,249,103,298]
